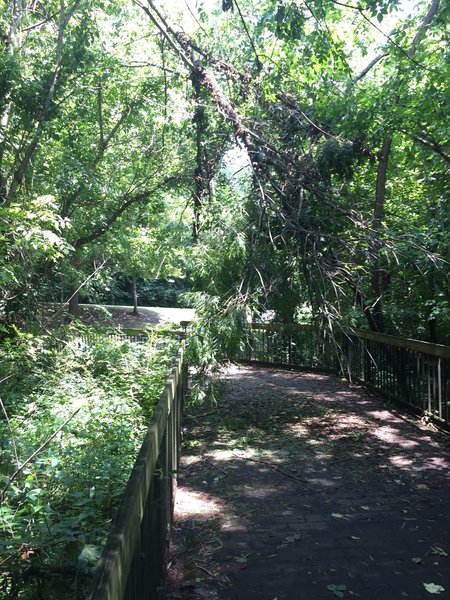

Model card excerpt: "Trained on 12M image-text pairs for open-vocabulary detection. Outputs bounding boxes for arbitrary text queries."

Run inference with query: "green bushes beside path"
[0,330,179,599]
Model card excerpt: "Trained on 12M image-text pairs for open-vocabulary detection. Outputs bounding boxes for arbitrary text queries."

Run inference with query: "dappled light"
[1,0,449,596]
[174,486,224,521]
[167,364,450,599]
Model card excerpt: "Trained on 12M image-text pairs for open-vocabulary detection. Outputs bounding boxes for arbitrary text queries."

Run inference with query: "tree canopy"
[0,0,448,341]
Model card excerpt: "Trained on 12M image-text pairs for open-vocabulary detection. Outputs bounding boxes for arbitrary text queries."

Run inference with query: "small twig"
[203,456,229,477]
[193,410,217,419]
[194,564,229,588]
[243,456,306,483]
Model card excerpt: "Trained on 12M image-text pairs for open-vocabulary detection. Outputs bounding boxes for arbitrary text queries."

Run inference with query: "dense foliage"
[0,330,178,598]
[0,0,448,340]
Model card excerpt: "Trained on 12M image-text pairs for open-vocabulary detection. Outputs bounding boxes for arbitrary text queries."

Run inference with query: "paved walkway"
[167,366,450,600]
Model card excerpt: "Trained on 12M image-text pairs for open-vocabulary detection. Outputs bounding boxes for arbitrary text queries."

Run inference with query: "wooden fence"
[88,341,186,600]
[240,323,450,430]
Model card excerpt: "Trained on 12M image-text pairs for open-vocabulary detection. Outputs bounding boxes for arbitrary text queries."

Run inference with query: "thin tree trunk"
[5,0,82,203]
[191,70,208,242]
[68,253,81,316]
[132,275,139,315]
[0,0,22,198]
[365,0,440,333]
[68,287,80,316]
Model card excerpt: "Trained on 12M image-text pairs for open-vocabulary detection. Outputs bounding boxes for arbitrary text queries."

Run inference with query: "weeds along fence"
[240,323,450,430]
[88,341,186,600]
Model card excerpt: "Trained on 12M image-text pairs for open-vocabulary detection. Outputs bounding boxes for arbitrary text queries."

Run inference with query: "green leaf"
[77,544,103,570]
[430,546,448,557]
[327,583,347,598]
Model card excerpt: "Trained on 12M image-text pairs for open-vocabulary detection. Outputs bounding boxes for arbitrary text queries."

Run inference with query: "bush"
[0,329,179,599]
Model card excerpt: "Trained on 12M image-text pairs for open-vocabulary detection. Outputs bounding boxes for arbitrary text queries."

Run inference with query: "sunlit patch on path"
[166,365,450,600]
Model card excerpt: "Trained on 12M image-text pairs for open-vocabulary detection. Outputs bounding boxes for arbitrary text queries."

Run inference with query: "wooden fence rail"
[240,323,450,430]
[88,341,186,600]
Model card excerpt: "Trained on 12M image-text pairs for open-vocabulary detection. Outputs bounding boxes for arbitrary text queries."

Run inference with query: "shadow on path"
[167,365,450,600]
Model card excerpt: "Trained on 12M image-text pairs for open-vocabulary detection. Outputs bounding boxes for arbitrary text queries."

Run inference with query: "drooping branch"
[135,0,445,331]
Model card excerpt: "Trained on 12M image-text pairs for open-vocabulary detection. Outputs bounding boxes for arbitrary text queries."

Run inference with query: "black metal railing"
[88,341,186,600]
[341,329,450,429]
[239,323,337,372]
[240,323,450,430]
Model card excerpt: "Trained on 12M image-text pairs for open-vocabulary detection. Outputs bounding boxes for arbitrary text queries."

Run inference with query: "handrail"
[88,342,185,600]
[249,322,313,332]
[248,322,450,359]
[343,328,450,359]
[241,323,450,430]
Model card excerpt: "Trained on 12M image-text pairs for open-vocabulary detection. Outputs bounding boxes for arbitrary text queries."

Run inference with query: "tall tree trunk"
[5,0,82,203]
[368,136,392,332]
[364,0,440,333]
[132,275,139,315]
[0,0,22,198]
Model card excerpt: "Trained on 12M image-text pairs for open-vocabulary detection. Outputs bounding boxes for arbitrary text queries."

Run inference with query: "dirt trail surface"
[166,365,450,600]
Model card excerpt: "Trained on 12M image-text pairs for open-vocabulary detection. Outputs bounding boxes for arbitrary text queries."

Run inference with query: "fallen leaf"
[327,583,347,598]
[360,506,370,511]
[423,583,445,594]
[411,557,422,564]
[332,513,350,520]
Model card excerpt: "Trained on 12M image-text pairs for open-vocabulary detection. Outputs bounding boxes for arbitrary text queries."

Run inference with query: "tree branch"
[5,0,83,203]
[412,134,450,164]
[73,176,180,249]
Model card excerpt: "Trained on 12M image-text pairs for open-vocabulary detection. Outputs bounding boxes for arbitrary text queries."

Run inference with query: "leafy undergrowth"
[0,328,179,599]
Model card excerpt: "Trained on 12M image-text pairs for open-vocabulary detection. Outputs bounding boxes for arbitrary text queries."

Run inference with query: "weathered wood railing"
[88,341,186,600]
[240,323,450,430]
